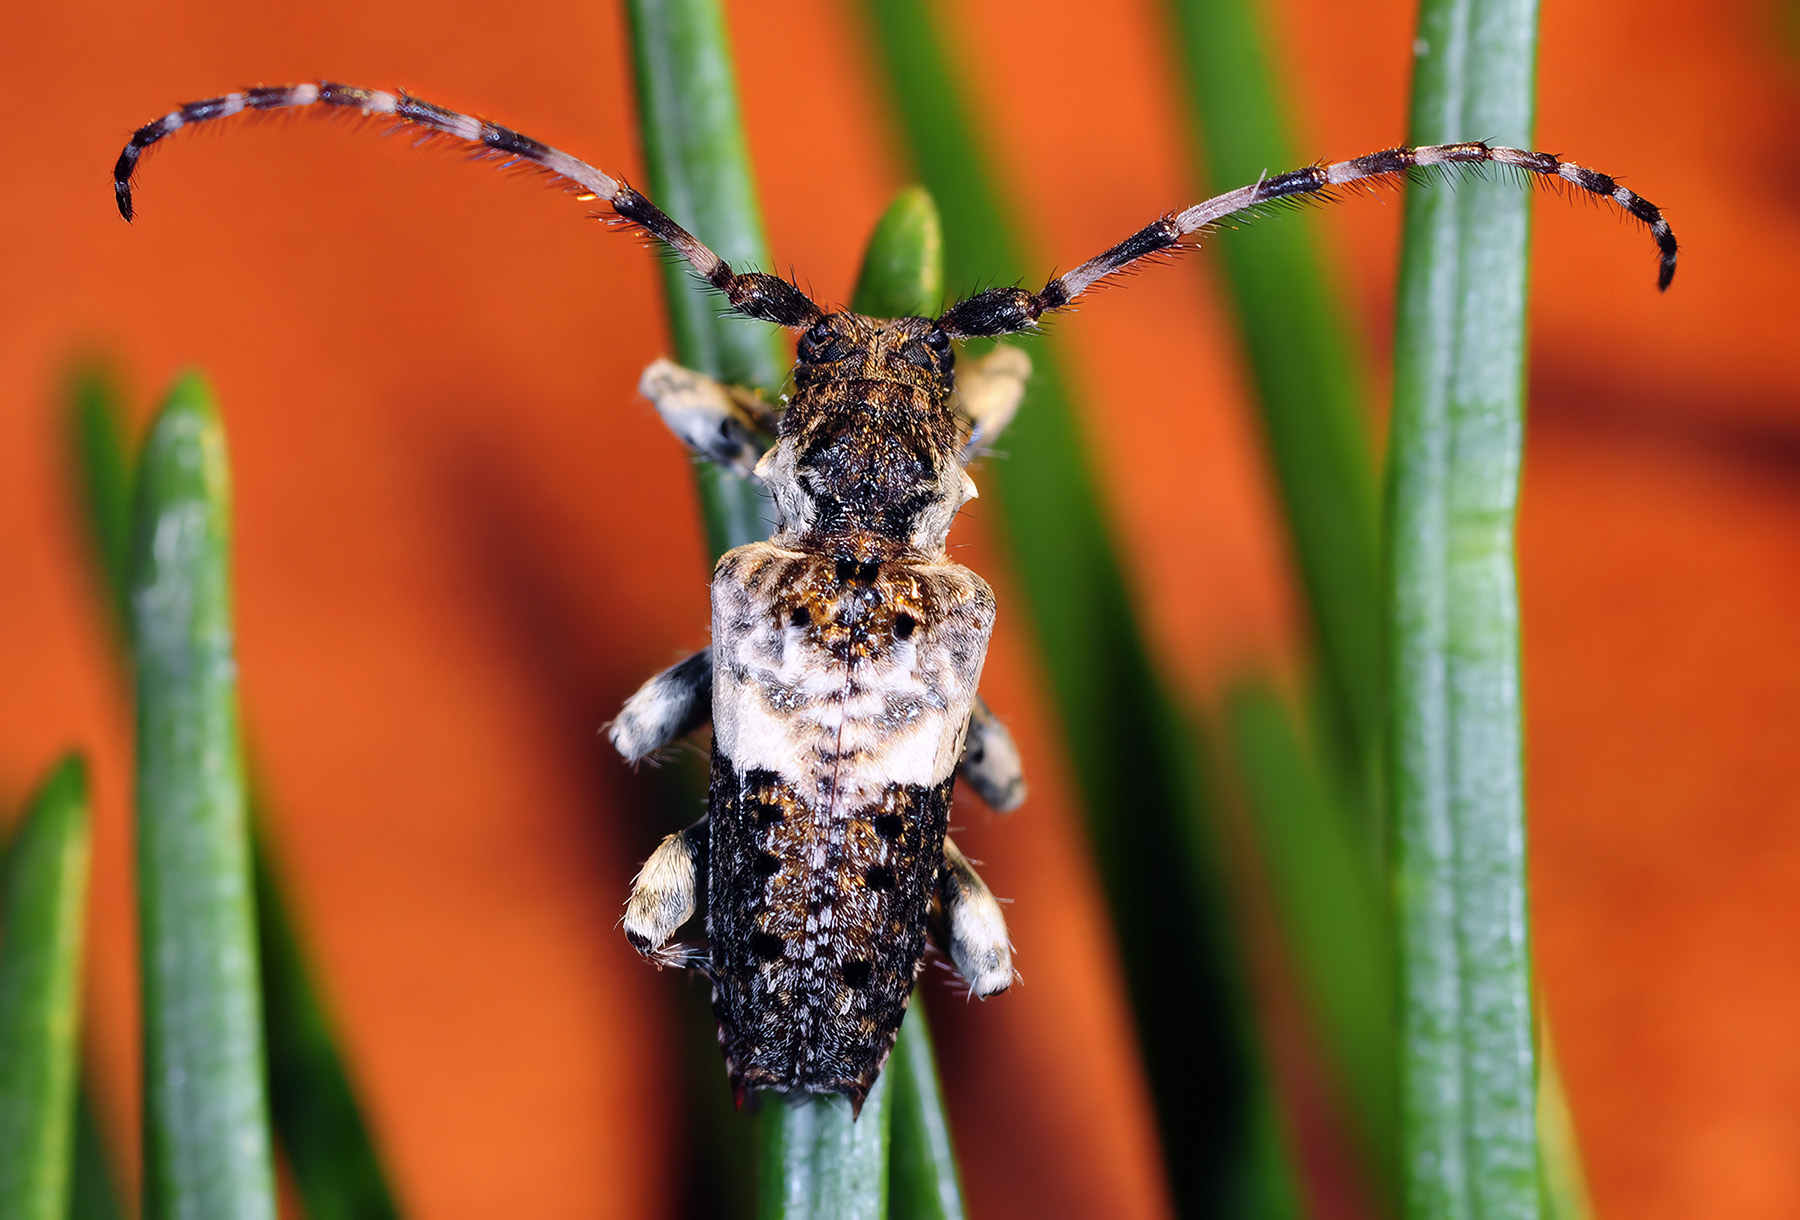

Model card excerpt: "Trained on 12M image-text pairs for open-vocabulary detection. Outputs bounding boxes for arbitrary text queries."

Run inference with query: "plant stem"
[131,373,276,1220]
[0,756,93,1220]
[756,1087,893,1220]
[1388,0,1541,1213]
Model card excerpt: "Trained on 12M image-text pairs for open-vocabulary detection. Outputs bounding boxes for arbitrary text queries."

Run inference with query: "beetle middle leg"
[959,696,1027,813]
[623,816,710,970]
[638,358,777,479]
[932,837,1015,997]
[608,647,713,764]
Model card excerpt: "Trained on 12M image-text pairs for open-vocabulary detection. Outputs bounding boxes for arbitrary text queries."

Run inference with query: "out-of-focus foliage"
[0,757,92,1220]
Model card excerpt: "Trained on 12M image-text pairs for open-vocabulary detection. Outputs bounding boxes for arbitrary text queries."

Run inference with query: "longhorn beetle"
[115,80,1677,1114]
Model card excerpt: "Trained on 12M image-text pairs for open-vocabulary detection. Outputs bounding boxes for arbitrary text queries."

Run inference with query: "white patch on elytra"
[710,543,995,816]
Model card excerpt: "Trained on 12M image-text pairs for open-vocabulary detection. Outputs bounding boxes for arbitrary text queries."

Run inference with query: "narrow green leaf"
[626,0,785,559]
[59,373,158,1219]
[857,5,1299,1214]
[1163,2,1408,1187]
[1388,0,1541,1215]
[0,756,93,1220]
[63,371,403,1219]
[131,372,276,1220]
[67,368,136,641]
[61,370,167,1219]
[756,1085,891,1220]
[886,1005,964,1220]
[1224,685,1393,1166]
[67,1091,126,1220]
[255,826,400,1220]
[850,187,944,319]
[1536,1016,1591,1220]
[1162,0,1384,843]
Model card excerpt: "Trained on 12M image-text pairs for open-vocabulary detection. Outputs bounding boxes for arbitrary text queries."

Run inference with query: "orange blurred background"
[2,0,1796,1216]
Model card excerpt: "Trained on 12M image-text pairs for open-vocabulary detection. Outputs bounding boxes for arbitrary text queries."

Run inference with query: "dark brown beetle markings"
[700,512,1000,1108]
[114,81,1678,1112]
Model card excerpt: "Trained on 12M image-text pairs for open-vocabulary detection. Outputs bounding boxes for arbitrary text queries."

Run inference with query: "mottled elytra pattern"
[710,758,951,1110]
[115,81,1677,1109]
[705,542,995,1109]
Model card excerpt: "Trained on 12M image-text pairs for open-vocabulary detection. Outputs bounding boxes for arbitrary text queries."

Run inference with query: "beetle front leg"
[623,817,709,970]
[959,696,1027,813]
[932,837,1015,997]
[608,647,713,763]
[953,343,1032,459]
[638,358,777,478]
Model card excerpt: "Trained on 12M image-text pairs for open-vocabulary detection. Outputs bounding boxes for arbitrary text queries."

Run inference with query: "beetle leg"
[639,358,777,478]
[932,837,1015,997]
[952,343,1032,459]
[958,696,1026,813]
[623,817,710,970]
[608,647,712,763]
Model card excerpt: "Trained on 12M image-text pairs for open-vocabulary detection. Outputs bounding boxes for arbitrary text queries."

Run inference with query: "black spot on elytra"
[865,864,895,891]
[841,959,873,988]
[873,813,904,840]
[789,606,810,628]
[754,851,781,877]
[754,801,785,826]
[750,931,786,960]
[894,612,916,640]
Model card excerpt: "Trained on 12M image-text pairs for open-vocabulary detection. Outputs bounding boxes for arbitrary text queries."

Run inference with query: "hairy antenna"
[113,82,823,329]
[937,141,1678,339]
